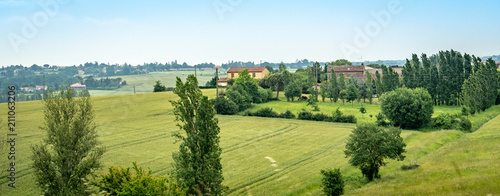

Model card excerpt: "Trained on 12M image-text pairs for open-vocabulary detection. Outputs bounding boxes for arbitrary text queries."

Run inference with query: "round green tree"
[380,88,433,129]
[344,123,406,181]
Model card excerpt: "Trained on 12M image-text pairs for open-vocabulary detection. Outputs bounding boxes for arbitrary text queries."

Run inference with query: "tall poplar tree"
[31,88,104,196]
[366,72,373,104]
[375,71,383,97]
[171,75,225,195]
[329,71,339,102]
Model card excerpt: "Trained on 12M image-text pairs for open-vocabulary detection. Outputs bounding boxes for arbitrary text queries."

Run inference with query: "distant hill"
[482,55,500,62]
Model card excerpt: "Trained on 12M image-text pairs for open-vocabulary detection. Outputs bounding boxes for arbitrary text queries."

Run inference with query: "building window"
[231,73,234,78]
[252,73,256,77]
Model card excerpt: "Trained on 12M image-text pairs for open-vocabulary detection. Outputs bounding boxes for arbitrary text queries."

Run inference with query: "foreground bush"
[380,88,433,129]
[92,162,185,196]
[321,168,344,196]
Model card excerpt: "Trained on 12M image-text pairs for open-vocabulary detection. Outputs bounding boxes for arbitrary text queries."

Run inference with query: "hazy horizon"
[1,0,499,66]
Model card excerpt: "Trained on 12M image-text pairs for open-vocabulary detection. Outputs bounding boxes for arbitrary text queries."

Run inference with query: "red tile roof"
[227,67,268,73]
[217,77,228,82]
[327,65,365,73]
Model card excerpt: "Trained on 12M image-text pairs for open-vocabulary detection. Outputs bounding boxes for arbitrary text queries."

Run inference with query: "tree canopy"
[344,124,406,181]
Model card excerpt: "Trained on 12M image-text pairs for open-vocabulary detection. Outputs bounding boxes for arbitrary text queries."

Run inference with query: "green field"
[87,71,218,96]
[1,89,500,195]
[246,97,463,125]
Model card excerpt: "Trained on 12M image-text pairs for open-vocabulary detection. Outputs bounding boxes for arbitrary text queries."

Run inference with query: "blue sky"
[1,0,499,66]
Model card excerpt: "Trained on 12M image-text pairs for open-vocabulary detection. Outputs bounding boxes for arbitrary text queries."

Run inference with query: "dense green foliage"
[380,88,434,129]
[170,75,225,195]
[206,76,219,87]
[212,96,239,115]
[321,168,344,196]
[344,124,406,181]
[284,80,302,101]
[346,84,360,106]
[461,58,498,114]
[153,80,168,92]
[91,162,185,195]
[295,109,356,123]
[400,50,496,107]
[226,69,273,110]
[433,113,472,132]
[330,59,352,66]
[31,87,105,195]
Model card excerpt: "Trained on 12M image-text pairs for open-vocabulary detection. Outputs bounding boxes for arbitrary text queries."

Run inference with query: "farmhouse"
[35,85,48,91]
[70,83,86,91]
[218,67,269,86]
[327,65,366,81]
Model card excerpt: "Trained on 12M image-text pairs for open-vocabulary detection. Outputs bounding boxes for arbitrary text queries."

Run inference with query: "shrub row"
[245,107,357,124]
[297,110,357,123]
[244,108,296,119]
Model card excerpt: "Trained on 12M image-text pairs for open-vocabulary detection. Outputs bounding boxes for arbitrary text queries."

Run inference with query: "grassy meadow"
[87,71,217,96]
[1,89,500,195]
[246,97,463,125]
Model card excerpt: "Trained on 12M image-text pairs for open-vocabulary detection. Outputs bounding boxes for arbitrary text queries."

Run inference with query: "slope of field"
[87,71,216,96]
[1,89,499,195]
[350,111,500,195]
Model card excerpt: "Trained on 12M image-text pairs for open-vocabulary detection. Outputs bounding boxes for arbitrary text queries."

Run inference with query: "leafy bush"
[153,80,167,92]
[278,110,296,119]
[312,113,331,121]
[212,97,239,115]
[249,107,278,118]
[375,112,390,126]
[91,162,185,196]
[380,88,434,129]
[256,87,273,103]
[297,110,313,120]
[331,108,343,122]
[338,115,357,123]
[433,113,472,132]
[321,168,344,196]
[226,85,252,111]
[330,108,357,123]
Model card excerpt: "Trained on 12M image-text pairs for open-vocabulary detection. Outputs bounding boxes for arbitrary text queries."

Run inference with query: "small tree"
[170,75,225,195]
[153,80,167,92]
[359,105,366,118]
[31,87,105,195]
[346,84,360,106]
[285,80,302,101]
[320,80,329,102]
[344,124,406,181]
[339,89,347,105]
[321,168,344,196]
[267,73,284,98]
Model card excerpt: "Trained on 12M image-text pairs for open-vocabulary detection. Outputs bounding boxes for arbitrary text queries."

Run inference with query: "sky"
[1,0,499,66]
